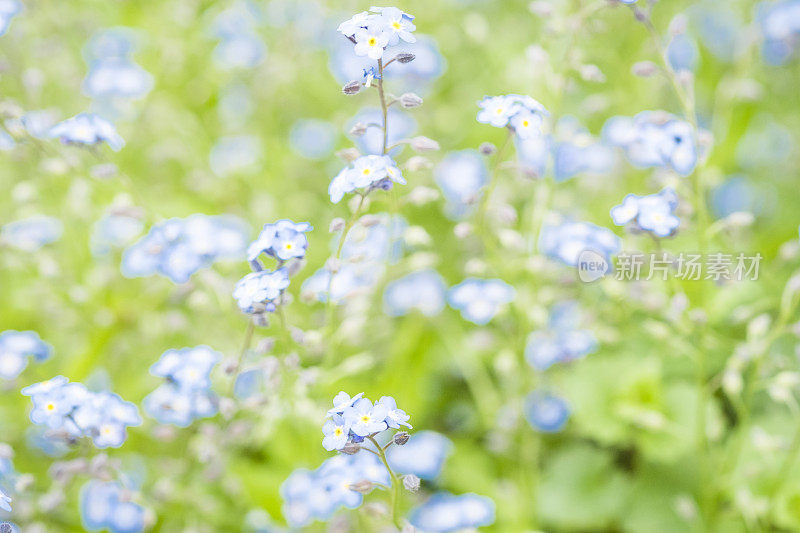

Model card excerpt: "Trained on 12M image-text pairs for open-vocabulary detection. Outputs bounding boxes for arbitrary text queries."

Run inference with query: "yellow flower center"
[368,37,377,46]
[362,168,371,175]
[334,427,343,436]
[392,21,401,30]
[360,415,371,423]
[46,403,55,411]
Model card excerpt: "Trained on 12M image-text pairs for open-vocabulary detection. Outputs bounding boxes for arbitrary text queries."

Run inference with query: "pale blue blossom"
[603,111,698,176]
[0,0,21,37]
[328,154,405,203]
[477,94,548,137]
[233,268,290,314]
[611,188,680,237]
[408,492,496,532]
[448,278,515,325]
[289,119,336,160]
[0,330,52,380]
[344,398,390,437]
[209,135,262,177]
[49,113,124,151]
[525,302,597,371]
[387,431,452,480]
[383,269,446,316]
[322,414,351,451]
[247,220,312,266]
[434,150,488,218]
[524,391,570,432]
[90,213,143,255]
[1,216,62,251]
[80,480,144,533]
[539,219,621,267]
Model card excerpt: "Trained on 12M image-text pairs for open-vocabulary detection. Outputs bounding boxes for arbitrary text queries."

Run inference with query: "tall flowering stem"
[367,435,403,529]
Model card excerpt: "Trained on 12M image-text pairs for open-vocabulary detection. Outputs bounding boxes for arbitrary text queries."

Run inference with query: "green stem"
[367,436,402,529]
[229,320,255,396]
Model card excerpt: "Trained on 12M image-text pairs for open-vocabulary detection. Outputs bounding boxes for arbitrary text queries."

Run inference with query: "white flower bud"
[454,223,472,239]
[359,214,381,227]
[402,474,420,492]
[336,148,361,162]
[329,217,346,232]
[404,155,433,171]
[579,64,606,83]
[350,479,375,494]
[342,81,362,95]
[410,136,440,152]
[479,142,496,155]
[399,92,423,108]
[632,61,659,78]
[395,53,415,64]
[349,122,368,137]
[407,186,439,205]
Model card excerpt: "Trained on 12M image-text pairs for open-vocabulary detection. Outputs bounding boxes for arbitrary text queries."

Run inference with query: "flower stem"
[367,436,402,529]
[229,319,255,396]
[377,58,389,156]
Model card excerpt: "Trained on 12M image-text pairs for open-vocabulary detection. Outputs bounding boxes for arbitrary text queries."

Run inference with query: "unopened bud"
[349,122,368,137]
[479,142,496,155]
[350,479,375,494]
[359,214,381,227]
[340,441,360,455]
[336,148,361,162]
[342,81,362,95]
[329,217,346,232]
[410,136,440,152]
[579,64,606,83]
[326,257,342,274]
[405,155,432,171]
[632,61,659,77]
[395,53,415,64]
[402,474,420,492]
[399,93,423,108]
[633,7,648,23]
[393,431,410,445]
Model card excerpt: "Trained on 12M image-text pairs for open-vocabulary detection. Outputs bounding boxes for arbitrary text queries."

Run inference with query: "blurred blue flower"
[525,302,596,371]
[539,219,621,267]
[80,480,144,533]
[603,111,698,176]
[0,330,52,380]
[711,175,770,218]
[209,135,262,177]
[348,106,416,156]
[0,0,21,37]
[387,430,452,480]
[524,390,570,432]
[610,188,680,238]
[448,278,515,325]
[1,216,62,251]
[408,492,495,532]
[144,346,221,428]
[233,268,290,314]
[281,452,390,528]
[289,119,336,160]
[434,150,488,218]
[90,213,143,256]
[83,59,153,100]
[667,33,700,72]
[383,269,446,317]
[757,0,800,65]
[121,214,249,284]
[49,113,124,151]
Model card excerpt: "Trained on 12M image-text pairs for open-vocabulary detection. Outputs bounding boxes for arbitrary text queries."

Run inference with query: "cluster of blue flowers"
[82,28,153,101]
[407,492,495,532]
[322,392,411,451]
[525,302,597,371]
[80,480,144,533]
[603,111,698,176]
[758,0,800,64]
[447,278,515,325]
[22,377,141,449]
[337,7,416,61]
[48,113,125,151]
[233,219,311,316]
[477,94,549,139]
[0,330,52,380]
[280,452,390,528]
[143,346,221,428]
[539,219,621,267]
[329,155,405,204]
[122,214,249,284]
[611,187,681,237]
